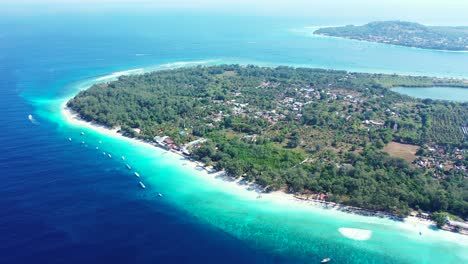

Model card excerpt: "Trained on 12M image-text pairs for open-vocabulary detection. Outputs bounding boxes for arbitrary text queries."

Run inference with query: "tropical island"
[67,65,468,229]
[314,21,468,51]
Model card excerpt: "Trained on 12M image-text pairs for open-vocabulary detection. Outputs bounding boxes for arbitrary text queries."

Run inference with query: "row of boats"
[72,132,329,261]
[70,132,164,197]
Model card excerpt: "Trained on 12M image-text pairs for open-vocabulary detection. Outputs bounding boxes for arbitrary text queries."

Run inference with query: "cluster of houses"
[414,146,467,176]
[343,94,363,105]
[207,80,374,128]
[153,135,207,156]
[251,110,285,124]
[154,136,178,150]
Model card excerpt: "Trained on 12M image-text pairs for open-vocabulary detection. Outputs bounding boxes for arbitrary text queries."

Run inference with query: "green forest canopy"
[68,65,468,218]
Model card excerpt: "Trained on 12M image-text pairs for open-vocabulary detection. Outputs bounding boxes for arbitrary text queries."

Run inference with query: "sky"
[1,0,468,25]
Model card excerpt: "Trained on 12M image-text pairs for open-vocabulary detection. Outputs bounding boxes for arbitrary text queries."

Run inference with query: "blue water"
[392,86,468,102]
[1,13,467,264]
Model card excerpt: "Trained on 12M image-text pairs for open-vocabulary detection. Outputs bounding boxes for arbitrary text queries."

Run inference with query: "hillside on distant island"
[314,21,468,51]
[68,65,468,219]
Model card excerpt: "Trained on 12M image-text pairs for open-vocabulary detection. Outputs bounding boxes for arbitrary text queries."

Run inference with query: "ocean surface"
[1,13,467,264]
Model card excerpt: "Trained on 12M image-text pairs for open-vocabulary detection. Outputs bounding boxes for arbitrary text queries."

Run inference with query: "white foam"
[159,59,219,69]
[338,228,372,241]
[95,68,144,81]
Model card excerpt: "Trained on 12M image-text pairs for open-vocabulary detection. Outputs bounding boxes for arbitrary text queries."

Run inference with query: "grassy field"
[383,142,419,163]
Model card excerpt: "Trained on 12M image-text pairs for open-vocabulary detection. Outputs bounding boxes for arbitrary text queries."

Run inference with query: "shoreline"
[61,99,451,234]
[306,26,468,53]
[314,33,468,53]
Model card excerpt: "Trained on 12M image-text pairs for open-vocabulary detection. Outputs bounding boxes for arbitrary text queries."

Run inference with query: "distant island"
[314,21,468,51]
[67,65,468,226]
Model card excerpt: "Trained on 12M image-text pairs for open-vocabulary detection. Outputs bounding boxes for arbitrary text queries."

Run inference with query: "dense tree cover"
[432,212,448,228]
[314,21,468,51]
[68,65,468,218]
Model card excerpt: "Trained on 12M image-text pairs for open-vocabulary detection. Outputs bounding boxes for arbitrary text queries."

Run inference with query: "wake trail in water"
[28,114,39,125]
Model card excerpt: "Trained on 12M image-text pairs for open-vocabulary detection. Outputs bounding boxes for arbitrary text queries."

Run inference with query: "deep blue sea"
[1,13,467,264]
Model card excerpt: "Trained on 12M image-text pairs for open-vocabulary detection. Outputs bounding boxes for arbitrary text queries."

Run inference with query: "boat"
[81,141,85,144]
[126,164,132,170]
[80,131,85,136]
[121,156,125,160]
[98,140,102,144]
[158,193,163,197]
[321,258,331,263]
[96,147,99,150]
[108,154,112,158]
[28,114,39,125]
[68,137,72,141]
[139,181,146,189]
[134,172,140,177]
[103,152,106,155]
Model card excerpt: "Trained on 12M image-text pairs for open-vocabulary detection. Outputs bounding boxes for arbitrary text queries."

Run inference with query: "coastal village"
[142,76,466,178]
[120,76,468,234]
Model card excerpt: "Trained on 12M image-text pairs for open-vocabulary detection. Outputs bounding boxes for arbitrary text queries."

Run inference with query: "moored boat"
[321,258,331,263]
[134,172,140,177]
[139,181,146,189]
[121,156,125,160]
[126,164,132,170]
[108,154,112,158]
[158,193,163,197]
[68,137,72,141]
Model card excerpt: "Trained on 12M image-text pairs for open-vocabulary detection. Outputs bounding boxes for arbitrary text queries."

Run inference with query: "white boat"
[126,164,132,170]
[68,138,72,141]
[108,154,112,158]
[321,258,331,263]
[134,172,140,177]
[103,152,106,155]
[98,140,102,144]
[96,147,99,150]
[80,131,85,136]
[158,193,163,197]
[139,181,146,189]
[121,156,125,160]
[81,141,85,144]
[28,114,39,124]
